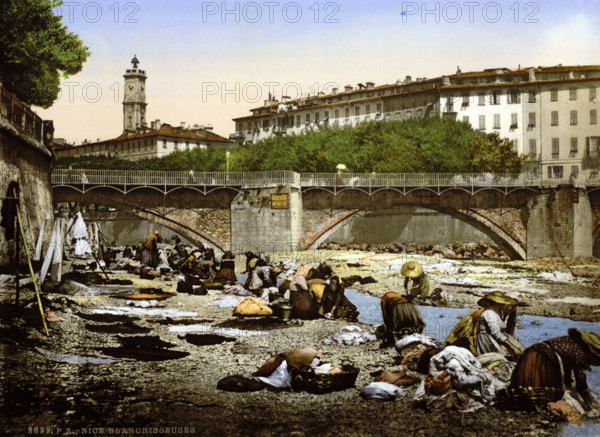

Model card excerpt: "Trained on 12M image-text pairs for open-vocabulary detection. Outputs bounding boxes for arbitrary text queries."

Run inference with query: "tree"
[0,0,90,108]
[466,132,525,173]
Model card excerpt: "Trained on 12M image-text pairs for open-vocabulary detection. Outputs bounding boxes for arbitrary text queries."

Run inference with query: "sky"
[35,0,600,144]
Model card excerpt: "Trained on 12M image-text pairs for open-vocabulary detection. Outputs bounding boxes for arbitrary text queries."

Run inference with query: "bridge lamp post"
[226,151,231,172]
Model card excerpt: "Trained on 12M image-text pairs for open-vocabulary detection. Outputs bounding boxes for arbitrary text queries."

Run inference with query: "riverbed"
[1,250,599,436]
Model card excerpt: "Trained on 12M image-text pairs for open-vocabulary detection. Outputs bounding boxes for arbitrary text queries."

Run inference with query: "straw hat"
[477,291,519,307]
[568,329,600,359]
[401,261,423,278]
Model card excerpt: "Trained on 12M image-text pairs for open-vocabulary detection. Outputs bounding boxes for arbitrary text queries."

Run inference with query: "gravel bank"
[2,250,599,436]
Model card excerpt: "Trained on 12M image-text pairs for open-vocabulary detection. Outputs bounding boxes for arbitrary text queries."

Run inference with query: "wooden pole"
[15,205,20,305]
[13,188,49,336]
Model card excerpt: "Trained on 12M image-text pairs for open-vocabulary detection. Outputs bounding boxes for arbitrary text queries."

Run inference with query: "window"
[551,111,559,126]
[196,142,200,148]
[354,106,360,116]
[376,103,382,113]
[461,93,470,107]
[551,138,559,159]
[512,139,518,151]
[571,165,579,179]
[570,110,578,126]
[478,115,486,130]
[305,114,310,124]
[334,109,339,119]
[296,115,301,127]
[508,89,520,104]
[528,139,537,159]
[478,92,486,106]
[493,114,501,129]
[585,137,600,157]
[314,112,320,123]
[569,87,577,100]
[550,89,558,101]
[345,108,350,119]
[510,113,518,129]
[174,140,178,150]
[491,90,501,105]
[591,109,597,125]
[365,104,371,114]
[528,91,537,103]
[570,138,578,157]
[463,116,469,124]
[591,87,597,101]
[263,119,269,129]
[185,141,190,150]
[446,95,454,112]
[324,110,329,120]
[528,112,536,127]
[548,166,563,179]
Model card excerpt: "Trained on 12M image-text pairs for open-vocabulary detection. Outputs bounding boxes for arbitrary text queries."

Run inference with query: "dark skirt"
[385,302,425,331]
[510,343,562,389]
[290,289,319,320]
[141,248,158,268]
[215,267,237,283]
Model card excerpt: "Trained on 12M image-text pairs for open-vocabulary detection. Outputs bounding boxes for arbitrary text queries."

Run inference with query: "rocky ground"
[1,250,600,436]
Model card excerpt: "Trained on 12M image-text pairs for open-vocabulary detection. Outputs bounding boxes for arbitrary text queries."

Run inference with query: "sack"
[256,360,292,389]
[425,371,453,396]
[445,308,485,355]
[233,297,273,316]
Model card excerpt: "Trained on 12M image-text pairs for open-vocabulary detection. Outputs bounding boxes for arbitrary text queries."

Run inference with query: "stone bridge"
[51,169,599,259]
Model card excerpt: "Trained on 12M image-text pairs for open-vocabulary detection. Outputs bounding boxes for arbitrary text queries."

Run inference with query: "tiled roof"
[239,65,600,119]
[59,123,235,150]
[113,124,234,143]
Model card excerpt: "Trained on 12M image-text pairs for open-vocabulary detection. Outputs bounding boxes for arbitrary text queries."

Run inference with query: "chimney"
[332,87,338,94]
[442,76,451,86]
[366,81,375,90]
[344,85,353,93]
[180,122,186,128]
[155,119,161,129]
[405,75,412,83]
[528,68,536,82]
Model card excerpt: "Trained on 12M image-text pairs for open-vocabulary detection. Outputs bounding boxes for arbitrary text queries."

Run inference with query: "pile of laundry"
[321,325,377,346]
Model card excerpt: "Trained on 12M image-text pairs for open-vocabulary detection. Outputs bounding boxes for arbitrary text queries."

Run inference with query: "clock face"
[125,82,137,96]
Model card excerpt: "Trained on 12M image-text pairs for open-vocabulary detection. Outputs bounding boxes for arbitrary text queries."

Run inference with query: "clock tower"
[123,55,147,134]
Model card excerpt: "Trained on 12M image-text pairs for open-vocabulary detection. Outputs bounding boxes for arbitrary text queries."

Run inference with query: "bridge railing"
[298,172,549,187]
[51,169,594,188]
[50,169,298,187]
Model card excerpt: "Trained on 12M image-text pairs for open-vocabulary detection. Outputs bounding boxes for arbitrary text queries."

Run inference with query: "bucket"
[278,305,293,321]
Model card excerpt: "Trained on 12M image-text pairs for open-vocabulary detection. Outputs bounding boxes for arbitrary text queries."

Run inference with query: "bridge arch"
[301,186,530,259]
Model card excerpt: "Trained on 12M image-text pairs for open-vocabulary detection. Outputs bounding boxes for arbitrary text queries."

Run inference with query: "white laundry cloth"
[429,346,503,403]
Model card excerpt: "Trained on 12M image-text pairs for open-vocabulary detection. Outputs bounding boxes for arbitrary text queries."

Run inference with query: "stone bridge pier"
[526,186,592,259]
[230,182,303,254]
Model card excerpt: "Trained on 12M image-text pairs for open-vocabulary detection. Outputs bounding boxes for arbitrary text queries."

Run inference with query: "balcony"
[1,84,48,145]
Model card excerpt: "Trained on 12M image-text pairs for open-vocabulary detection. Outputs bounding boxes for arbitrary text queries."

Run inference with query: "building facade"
[54,57,234,161]
[232,65,600,180]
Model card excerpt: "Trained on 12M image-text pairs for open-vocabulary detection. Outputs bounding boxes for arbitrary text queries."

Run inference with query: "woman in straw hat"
[476,291,524,359]
[507,329,600,410]
[401,261,430,299]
